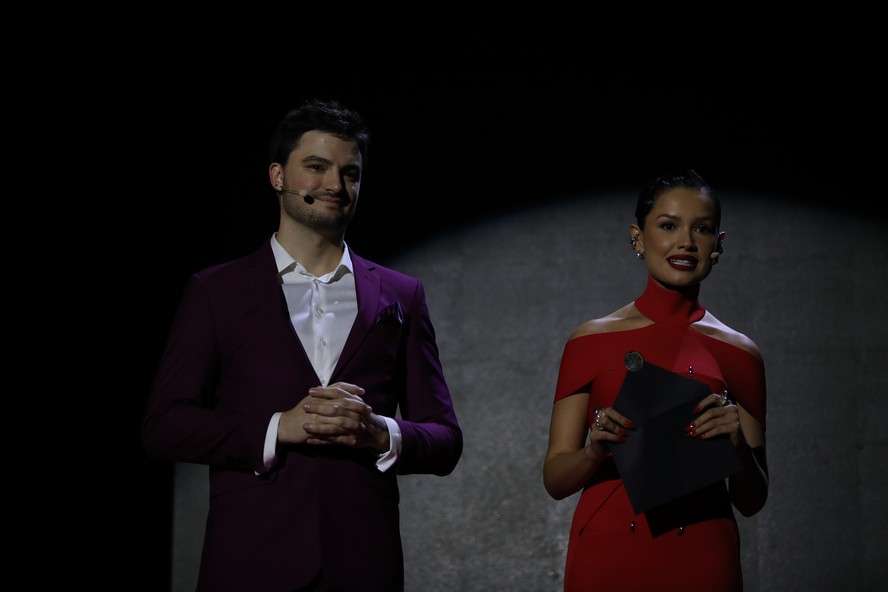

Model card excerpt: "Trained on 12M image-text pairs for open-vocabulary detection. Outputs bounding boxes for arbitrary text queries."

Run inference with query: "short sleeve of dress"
[706,337,767,427]
[554,335,609,402]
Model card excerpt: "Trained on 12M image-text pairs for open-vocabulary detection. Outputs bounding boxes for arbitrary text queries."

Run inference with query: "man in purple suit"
[142,98,463,591]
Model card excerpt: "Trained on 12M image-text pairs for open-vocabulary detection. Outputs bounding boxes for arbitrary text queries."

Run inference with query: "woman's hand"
[686,390,743,447]
[590,406,634,443]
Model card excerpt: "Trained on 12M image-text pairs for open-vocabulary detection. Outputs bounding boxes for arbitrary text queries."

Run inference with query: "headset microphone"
[281,188,314,204]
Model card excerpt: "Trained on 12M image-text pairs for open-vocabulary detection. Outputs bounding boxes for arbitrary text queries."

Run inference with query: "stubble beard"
[282,193,353,233]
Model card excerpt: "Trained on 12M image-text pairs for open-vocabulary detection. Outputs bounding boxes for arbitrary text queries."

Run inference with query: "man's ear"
[269,163,283,191]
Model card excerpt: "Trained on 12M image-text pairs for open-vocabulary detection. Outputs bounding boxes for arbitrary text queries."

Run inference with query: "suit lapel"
[331,254,380,381]
[247,242,315,368]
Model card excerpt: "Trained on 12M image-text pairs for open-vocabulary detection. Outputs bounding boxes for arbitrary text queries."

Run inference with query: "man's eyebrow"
[300,155,332,165]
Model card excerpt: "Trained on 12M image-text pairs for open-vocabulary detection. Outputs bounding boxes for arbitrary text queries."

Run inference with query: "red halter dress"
[553,276,766,592]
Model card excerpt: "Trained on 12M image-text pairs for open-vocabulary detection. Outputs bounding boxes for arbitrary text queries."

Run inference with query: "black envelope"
[608,355,742,515]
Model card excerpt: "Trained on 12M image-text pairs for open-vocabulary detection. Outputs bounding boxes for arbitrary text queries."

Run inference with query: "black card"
[609,355,743,514]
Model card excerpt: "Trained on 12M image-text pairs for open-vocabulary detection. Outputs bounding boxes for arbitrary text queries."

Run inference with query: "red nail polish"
[624,419,635,429]
[692,405,701,413]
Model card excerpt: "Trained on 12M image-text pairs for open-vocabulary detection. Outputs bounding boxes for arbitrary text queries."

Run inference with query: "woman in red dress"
[543,169,768,591]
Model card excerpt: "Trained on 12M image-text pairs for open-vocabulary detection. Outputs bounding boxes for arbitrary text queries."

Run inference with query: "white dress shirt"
[262,235,401,472]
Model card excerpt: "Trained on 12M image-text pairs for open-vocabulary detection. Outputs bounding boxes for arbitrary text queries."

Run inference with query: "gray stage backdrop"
[170,191,888,592]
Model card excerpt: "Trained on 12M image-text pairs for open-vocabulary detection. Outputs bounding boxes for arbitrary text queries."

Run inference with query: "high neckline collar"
[634,275,705,325]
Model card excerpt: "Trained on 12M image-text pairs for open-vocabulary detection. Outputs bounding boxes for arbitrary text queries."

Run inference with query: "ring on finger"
[594,407,605,430]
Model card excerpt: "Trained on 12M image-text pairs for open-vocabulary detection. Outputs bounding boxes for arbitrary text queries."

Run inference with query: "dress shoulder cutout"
[569,302,644,339]
[695,313,763,361]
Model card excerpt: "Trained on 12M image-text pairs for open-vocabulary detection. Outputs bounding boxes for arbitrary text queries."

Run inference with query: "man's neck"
[275,229,345,277]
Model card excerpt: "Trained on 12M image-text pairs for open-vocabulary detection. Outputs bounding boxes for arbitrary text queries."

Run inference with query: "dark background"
[112,39,878,590]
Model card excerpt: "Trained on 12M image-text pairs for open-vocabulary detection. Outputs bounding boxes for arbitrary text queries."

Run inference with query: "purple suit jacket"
[142,240,462,592]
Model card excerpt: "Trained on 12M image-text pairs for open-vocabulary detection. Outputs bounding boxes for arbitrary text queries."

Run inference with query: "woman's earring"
[630,237,644,260]
[711,242,723,265]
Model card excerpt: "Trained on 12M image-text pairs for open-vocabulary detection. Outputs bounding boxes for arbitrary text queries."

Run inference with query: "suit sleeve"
[141,273,272,472]
[392,280,463,476]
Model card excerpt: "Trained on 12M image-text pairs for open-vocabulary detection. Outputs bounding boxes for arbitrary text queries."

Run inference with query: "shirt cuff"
[376,416,402,472]
[259,412,283,474]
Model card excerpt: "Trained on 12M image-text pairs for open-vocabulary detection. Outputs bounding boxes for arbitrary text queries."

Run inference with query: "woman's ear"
[711,230,726,265]
[629,225,644,259]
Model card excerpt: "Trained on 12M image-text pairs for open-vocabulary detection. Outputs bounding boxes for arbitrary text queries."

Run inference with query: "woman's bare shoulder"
[696,313,763,360]
[568,302,645,340]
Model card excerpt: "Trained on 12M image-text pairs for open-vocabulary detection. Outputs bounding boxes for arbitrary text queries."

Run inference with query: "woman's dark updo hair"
[634,168,721,231]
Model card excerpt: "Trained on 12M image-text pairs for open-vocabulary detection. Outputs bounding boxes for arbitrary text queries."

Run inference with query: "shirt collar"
[271,234,354,280]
